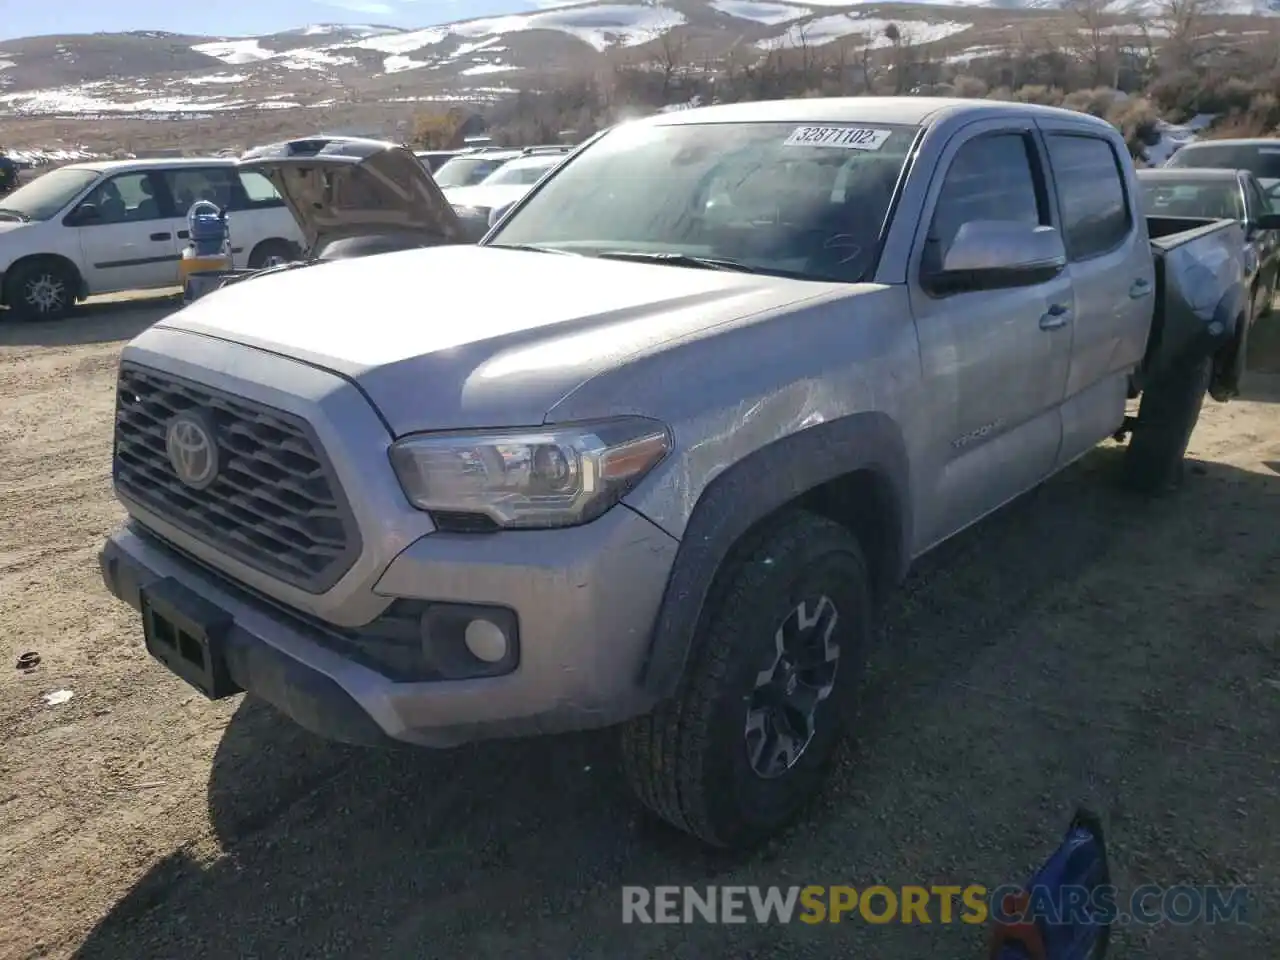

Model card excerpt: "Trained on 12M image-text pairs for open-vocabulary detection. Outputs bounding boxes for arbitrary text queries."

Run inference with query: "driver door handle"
[1129,277,1152,298]
[1039,303,1070,330]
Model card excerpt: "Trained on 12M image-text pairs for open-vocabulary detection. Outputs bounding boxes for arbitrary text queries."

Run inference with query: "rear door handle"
[149,232,171,241]
[1129,278,1152,298]
[1039,303,1070,330]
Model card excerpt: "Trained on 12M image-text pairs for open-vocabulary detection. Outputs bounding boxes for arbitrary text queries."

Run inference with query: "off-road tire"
[3,258,76,321]
[1122,356,1212,494]
[621,510,872,848]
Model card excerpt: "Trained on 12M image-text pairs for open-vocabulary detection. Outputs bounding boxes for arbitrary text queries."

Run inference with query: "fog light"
[464,618,508,663]
[419,602,519,679]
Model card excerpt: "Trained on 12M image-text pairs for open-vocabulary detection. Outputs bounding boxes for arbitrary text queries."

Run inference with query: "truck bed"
[1142,215,1248,394]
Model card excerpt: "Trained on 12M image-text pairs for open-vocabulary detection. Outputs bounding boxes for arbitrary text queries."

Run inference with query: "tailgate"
[1143,216,1247,394]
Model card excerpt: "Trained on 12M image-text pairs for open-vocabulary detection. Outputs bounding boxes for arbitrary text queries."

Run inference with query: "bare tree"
[883,23,914,94]
[1144,0,1222,71]
[651,28,687,103]
[1064,0,1111,86]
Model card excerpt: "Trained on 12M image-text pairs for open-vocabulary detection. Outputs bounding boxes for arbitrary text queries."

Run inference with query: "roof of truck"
[647,97,1115,132]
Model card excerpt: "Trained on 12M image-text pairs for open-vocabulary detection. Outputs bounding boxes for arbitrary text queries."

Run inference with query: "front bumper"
[100,506,679,748]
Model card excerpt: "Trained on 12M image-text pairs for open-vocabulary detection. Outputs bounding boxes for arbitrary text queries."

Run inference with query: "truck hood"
[159,244,832,435]
[237,136,464,254]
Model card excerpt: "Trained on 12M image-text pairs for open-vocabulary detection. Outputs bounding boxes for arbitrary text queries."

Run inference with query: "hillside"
[1,0,1278,155]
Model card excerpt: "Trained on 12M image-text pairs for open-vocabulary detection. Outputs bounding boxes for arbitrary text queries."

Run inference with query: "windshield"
[481,157,561,186]
[1167,143,1280,181]
[0,167,100,221]
[1140,178,1244,220]
[487,120,918,283]
[435,156,513,188]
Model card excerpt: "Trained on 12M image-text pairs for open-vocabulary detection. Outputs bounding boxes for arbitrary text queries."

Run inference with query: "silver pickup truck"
[99,98,1258,849]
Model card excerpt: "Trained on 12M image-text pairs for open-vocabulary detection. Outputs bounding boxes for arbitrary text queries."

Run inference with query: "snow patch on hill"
[192,39,275,65]
[350,3,685,57]
[760,14,970,49]
[709,0,812,24]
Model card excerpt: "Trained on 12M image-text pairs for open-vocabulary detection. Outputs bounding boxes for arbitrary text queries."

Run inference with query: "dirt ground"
[2,297,1278,959]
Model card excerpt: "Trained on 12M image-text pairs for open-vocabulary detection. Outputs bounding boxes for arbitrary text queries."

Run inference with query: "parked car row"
[0,137,580,319]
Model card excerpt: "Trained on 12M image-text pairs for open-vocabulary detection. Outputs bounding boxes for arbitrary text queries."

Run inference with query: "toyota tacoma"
[100,98,1257,848]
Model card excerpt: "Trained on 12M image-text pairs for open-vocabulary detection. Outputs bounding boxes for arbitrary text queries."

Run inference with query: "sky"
[0,0,554,41]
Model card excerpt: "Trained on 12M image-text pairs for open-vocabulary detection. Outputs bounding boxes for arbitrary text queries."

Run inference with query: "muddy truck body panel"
[99,97,1249,846]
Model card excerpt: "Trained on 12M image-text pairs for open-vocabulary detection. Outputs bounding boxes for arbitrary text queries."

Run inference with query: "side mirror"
[1253,213,1280,231]
[68,202,100,226]
[488,202,513,228]
[924,221,1067,295]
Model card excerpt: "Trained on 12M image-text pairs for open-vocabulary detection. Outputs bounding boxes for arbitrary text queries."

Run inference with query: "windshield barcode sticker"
[784,126,891,150]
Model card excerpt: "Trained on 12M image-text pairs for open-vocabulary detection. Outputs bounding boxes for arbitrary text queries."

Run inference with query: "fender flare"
[637,411,913,698]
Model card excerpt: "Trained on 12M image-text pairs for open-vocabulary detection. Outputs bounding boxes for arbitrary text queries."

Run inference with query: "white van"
[0,157,304,320]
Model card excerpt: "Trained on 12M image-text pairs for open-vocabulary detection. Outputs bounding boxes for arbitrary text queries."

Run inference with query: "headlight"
[452,205,490,221]
[388,417,671,529]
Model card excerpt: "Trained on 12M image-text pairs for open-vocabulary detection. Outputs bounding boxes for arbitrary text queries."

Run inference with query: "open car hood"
[237,135,465,254]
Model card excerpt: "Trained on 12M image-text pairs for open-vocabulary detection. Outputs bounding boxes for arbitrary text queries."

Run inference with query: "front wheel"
[4,259,76,321]
[621,511,871,848]
[1122,356,1211,494]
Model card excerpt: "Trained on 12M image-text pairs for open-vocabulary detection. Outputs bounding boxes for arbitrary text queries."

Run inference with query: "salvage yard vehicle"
[181,136,466,302]
[1138,167,1280,325]
[0,157,304,320]
[100,98,1251,849]
[1163,137,1280,209]
[444,148,572,239]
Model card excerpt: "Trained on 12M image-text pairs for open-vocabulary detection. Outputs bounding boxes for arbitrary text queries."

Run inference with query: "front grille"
[113,363,361,593]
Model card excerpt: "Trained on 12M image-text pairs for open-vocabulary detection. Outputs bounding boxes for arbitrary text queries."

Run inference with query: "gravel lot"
[2,297,1279,959]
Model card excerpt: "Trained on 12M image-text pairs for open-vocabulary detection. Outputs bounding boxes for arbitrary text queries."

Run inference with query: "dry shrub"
[1107,97,1161,159]
[951,75,989,99]
[1062,87,1119,119]
[1013,85,1064,106]
[410,107,472,150]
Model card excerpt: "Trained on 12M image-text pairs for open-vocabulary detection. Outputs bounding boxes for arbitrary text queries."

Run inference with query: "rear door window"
[1045,134,1132,261]
[161,167,238,214]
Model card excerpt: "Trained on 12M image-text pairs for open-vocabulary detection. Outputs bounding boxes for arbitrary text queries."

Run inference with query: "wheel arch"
[247,237,299,267]
[1,252,86,306]
[637,412,913,699]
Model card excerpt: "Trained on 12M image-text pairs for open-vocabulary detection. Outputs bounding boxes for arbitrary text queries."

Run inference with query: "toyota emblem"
[165,413,218,489]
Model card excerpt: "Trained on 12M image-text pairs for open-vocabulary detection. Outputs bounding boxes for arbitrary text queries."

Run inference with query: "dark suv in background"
[1165,138,1280,210]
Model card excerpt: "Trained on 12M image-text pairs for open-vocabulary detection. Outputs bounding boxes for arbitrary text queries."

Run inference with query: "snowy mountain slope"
[0,0,1278,118]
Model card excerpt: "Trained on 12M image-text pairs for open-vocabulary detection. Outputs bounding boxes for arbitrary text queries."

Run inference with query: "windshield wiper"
[0,208,30,222]
[487,243,579,255]
[592,250,758,273]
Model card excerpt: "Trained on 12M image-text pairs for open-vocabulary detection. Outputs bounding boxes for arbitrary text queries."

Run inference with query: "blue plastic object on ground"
[988,809,1110,960]
[187,200,228,257]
